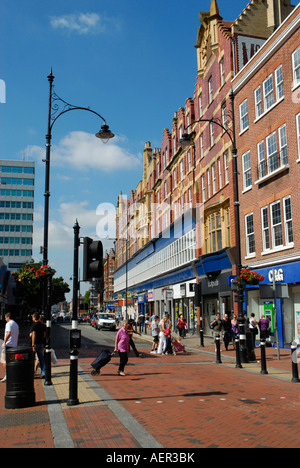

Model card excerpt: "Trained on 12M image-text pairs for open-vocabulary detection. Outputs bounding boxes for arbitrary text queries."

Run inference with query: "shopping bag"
[51,349,58,365]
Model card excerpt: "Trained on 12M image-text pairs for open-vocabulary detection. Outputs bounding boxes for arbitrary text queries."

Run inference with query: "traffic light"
[83,237,103,281]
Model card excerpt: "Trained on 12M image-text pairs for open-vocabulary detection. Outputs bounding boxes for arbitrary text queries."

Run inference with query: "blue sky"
[0,0,248,300]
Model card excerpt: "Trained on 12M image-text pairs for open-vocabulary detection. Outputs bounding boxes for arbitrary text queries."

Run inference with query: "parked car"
[96,313,116,331]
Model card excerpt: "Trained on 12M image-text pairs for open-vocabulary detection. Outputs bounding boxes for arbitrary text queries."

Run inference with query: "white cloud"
[26,131,141,172]
[49,12,121,35]
[33,200,115,254]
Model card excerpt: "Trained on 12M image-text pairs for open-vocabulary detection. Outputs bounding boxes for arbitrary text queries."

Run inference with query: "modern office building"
[0,159,35,270]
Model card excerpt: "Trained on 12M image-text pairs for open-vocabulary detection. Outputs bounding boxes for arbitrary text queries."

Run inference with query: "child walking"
[163,322,176,355]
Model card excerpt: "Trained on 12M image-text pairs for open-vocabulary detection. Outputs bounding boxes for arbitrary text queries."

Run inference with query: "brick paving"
[0,331,299,449]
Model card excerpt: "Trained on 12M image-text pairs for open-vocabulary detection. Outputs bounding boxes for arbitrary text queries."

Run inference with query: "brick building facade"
[113,0,297,344]
[233,3,300,345]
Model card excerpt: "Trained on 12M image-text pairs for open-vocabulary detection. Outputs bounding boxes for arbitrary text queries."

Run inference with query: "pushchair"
[91,349,114,376]
[172,338,187,354]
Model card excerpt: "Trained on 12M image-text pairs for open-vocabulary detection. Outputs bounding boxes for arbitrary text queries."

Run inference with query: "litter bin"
[5,346,35,409]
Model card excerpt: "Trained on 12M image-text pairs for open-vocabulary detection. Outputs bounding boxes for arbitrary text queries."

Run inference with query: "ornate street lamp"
[42,69,114,386]
[180,90,248,364]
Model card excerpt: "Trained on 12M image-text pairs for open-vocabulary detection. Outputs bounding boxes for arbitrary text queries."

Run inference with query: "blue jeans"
[35,344,45,376]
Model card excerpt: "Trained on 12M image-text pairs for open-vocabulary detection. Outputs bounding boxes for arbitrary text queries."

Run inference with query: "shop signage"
[268,268,284,282]
[207,279,219,288]
[180,284,186,296]
[137,294,145,303]
[148,290,154,301]
[201,272,231,295]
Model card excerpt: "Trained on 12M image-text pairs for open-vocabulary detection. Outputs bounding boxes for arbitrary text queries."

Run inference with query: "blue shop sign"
[137,294,146,303]
[257,261,300,285]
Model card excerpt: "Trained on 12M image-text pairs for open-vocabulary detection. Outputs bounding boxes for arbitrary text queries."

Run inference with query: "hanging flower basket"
[236,269,264,286]
[36,265,55,279]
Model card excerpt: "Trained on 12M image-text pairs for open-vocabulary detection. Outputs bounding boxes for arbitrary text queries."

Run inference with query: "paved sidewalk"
[0,330,299,449]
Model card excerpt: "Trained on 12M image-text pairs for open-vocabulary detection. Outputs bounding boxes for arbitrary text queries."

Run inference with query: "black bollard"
[260,339,268,375]
[235,338,243,369]
[216,335,222,364]
[291,342,300,383]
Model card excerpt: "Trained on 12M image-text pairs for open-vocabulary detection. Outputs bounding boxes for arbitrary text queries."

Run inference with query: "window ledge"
[261,244,294,256]
[255,164,289,185]
[254,96,284,124]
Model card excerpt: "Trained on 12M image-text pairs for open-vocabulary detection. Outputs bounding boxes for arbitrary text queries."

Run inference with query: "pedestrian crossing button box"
[70,329,81,349]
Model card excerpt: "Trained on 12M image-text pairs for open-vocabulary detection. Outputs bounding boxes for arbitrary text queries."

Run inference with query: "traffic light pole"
[68,220,80,406]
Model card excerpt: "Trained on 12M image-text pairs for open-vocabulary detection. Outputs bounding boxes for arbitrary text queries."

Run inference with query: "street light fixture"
[42,68,115,386]
[179,90,248,364]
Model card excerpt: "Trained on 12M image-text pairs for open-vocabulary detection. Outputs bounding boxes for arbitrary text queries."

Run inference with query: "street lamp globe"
[95,124,115,144]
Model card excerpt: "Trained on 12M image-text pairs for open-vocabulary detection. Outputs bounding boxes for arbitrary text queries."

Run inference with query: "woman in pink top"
[114,320,130,376]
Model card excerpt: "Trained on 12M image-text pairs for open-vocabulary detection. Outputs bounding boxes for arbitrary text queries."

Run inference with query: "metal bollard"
[215,335,222,364]
[291,342,300,383]
[260,339,268,375]
[235,338,242,369]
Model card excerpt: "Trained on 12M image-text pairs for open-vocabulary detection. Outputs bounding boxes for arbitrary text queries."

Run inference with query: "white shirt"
[5,320,19,347]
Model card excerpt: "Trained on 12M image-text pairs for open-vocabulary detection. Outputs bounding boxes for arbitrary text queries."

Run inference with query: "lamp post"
[180,90,248,364]
[42,69,114,386]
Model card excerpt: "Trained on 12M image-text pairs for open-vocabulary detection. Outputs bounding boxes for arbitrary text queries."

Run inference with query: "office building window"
[220,58,225,87]
[210,121,215,147]
[201,175,205,202]
[245,213,255,256]
[239,99,249,132]
[255,86,262,119]
[275,65,284,100]
[261,207,270,252]
[271,201,283,248]
[242,150,252,190]
[208,76,213,104]
[257,141,266,178]
[263,74,275,110]
[292,45,300,88]
[224,151,229,184]
[283,196,293,245]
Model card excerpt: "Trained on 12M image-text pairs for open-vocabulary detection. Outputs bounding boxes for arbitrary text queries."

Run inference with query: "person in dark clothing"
[30,313,46,378]
[126,319,142,357]
[222,314,232,351]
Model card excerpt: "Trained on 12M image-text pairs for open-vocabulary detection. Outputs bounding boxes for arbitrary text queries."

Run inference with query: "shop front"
[173,281,197,333]
[200,270,232,335]
[245,260,300,347]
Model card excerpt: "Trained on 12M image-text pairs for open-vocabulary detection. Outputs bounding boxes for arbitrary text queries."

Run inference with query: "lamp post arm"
[50,104,108,133]
[183,117,234,147]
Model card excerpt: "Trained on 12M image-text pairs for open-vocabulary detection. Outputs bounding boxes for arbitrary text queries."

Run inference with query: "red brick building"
[103,248,115,308]
[114,0,296,339]
[232,3,300,345]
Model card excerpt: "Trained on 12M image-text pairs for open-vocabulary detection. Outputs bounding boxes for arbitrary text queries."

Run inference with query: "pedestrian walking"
[114,320,130,376]
[126,319,142,357]
[163,322,176,355]
[249,313,258,348]
[231,314,239,349]
[1,312,19,382]
[210,313,222,351]
[138,312,145,333]
[150,315,159,353]
[176,315,187,338]
[30,313,46,378]
[157,315,169,354]
[222,314,232,351]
